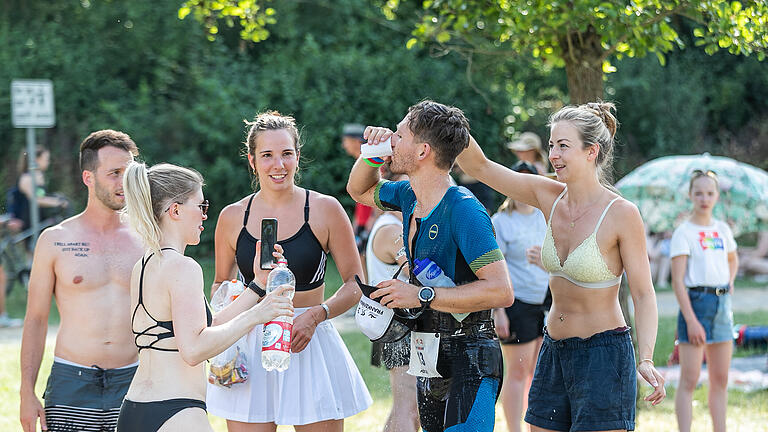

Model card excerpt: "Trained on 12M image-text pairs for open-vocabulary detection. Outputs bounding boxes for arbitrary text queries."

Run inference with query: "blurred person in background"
[506,132,549,176]
[738,231,768,281]
[15,147,69,231]
[0,214,24,327]
[671,169,738,432]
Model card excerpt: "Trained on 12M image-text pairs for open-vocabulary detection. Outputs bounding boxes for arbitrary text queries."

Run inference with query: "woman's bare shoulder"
[217,195,254,226]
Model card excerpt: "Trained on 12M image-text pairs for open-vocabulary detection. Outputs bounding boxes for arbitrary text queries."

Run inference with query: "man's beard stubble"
[94,179,124,211]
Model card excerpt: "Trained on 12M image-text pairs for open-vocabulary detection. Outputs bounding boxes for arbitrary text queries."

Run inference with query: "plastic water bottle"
[261,259,295,372]
[413,258,455,288]
[412,258,470,322]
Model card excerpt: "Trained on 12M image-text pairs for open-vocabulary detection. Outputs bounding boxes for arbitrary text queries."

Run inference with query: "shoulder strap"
[243,194,256,226]
[548,186,568,223]
[594,197,621,233]
[137,253,152,304]
[304,189,310,222]
[137,248,176,307]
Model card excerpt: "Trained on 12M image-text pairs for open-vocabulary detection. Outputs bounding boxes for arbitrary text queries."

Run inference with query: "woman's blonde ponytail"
[122,162,163,255]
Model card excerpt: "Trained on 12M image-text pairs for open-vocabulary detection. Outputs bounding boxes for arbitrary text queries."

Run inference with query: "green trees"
[383,0,767,103]
[0,0,516,251]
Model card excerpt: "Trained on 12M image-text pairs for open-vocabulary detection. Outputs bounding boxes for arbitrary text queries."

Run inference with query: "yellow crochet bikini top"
[541,187,623,289]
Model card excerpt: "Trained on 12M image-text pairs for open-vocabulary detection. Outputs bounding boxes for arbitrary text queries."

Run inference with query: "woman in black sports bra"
[206,112,371,431]
[117,161,293,432]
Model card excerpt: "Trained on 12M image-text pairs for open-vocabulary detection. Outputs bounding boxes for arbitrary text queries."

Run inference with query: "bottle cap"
[277,258,287,265]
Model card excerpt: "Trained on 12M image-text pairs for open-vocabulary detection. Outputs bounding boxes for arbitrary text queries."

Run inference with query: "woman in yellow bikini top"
[457,101,666,429]
[540,186,623,289]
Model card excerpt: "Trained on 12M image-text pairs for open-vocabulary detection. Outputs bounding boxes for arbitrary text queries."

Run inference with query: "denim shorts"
[525,327,636,431]
[677,289,733,344]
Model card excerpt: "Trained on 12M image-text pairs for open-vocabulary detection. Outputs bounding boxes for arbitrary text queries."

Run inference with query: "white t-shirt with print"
[669,219,736,287]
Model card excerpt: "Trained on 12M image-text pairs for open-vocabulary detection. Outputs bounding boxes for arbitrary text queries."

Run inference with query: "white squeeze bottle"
[261,259,296,372]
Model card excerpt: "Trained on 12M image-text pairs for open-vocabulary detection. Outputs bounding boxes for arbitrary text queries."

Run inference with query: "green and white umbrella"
[616,153,768,236]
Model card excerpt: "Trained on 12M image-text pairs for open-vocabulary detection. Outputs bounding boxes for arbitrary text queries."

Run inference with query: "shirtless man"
[20,130,142,432]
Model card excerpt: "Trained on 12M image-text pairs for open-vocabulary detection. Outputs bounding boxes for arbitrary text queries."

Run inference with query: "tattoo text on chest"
[55,241,90,257]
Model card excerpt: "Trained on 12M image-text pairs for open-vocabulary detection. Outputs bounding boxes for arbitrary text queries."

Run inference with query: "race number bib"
[408,331,442,378]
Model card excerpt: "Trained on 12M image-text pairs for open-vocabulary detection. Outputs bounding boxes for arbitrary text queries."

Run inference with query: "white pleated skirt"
[206,307,372,425]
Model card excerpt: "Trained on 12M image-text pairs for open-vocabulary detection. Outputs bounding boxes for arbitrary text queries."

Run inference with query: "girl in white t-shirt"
[670,169,738,432]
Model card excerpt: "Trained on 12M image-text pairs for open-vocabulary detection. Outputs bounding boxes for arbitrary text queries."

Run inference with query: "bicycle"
[1,209,68,296]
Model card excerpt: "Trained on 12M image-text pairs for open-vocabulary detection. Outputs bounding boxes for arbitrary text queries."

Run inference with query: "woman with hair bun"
[116,162,293,432]
[206,111,371,431]
[457,102,665,432]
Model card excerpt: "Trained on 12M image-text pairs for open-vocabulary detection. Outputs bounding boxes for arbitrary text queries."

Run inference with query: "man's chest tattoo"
[55,241,91,257]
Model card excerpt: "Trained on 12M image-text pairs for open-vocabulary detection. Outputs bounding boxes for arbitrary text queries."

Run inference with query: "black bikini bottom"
[117,398,207,432]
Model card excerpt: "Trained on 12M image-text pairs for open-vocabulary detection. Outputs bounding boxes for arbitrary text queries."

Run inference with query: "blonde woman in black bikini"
[457,102,665,432]
[117,162,293,432]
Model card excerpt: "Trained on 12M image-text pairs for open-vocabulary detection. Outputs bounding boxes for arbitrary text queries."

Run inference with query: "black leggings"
[117,398,206,432]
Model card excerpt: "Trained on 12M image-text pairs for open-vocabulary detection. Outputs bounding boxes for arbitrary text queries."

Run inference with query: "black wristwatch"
[247,280,266,298]
[418,286,436,309]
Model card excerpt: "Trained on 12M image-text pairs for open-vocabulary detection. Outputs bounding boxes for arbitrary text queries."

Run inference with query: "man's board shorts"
[43,357,137,432]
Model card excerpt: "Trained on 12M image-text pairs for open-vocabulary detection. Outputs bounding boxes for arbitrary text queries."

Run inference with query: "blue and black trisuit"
[374,180,505,432]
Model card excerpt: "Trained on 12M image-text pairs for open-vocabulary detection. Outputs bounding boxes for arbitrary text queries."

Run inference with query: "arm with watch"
[371,261,513,313]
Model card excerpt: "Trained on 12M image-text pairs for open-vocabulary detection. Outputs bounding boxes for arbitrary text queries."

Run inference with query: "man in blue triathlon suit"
[347,100,514,431]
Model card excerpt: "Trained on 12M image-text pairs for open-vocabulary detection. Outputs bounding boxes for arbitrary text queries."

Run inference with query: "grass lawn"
[1,258,767,431]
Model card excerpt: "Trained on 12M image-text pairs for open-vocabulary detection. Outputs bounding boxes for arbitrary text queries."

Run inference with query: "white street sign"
[11,79,56,128]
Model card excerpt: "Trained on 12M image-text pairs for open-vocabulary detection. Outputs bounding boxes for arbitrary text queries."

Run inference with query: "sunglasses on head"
[691,169,717,179]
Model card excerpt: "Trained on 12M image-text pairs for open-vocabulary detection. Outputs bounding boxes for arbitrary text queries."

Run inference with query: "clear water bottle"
[412,258,470,322]
[413,258,455,288]
[261,259,295,372]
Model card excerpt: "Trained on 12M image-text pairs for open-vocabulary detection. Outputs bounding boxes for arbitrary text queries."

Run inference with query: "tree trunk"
[561,27,605,104]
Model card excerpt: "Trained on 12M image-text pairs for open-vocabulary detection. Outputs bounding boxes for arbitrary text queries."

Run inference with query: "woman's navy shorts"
[525,327,636,431]
[677,289,733,344]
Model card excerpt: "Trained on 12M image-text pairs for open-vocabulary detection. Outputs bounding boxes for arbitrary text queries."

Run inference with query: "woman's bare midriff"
[292,284,326,309]
[545,278,626,340]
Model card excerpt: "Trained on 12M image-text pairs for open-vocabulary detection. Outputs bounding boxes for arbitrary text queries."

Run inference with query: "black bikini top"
[235,189,327,291]
[132,248,213,353]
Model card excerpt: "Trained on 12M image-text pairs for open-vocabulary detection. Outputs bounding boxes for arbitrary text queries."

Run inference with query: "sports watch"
[247,280,266,298]
[418,286,436,308]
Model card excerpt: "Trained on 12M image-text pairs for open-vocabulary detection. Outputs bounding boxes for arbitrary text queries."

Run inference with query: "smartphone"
[260,218,278,270]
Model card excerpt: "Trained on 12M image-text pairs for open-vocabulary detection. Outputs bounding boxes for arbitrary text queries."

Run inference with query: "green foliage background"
[1,0,767,254]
